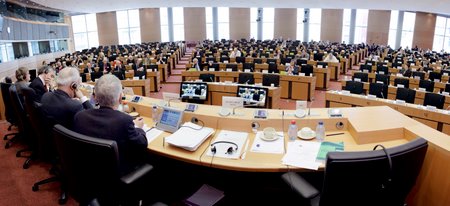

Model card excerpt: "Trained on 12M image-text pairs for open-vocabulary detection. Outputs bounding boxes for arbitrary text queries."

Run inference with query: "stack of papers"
[250,131,285,154]
[165,122,215,151]
[206,130,248,159]
[282,141,321,170]
[142,124,163,144]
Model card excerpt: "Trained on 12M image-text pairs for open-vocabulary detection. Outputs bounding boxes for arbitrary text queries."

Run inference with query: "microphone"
[232,105,244,116]
[307,100,314,116]
[244,79,250,85]
[210,76,214,82]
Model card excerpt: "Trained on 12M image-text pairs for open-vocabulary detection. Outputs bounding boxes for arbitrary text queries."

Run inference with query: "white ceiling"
[31,0,450,16]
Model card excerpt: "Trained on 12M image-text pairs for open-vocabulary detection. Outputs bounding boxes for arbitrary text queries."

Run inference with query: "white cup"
[263,127,277,140]
[300,127,314,137]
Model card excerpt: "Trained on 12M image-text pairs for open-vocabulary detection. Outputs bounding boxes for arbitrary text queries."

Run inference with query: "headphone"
[373,144,392,190]
[71,82,78,90]
[210,141,238,155]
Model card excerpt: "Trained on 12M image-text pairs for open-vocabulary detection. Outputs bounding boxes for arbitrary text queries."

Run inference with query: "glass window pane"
[218,7,229,40]
[297,8,304,41]
[342,9,351,43]
[309,9,321,41]
[128,9,140,28]
[354,9,368,44]
[173,7,184,25]
[71,15,86,33]
[88,32,99,48]
[161,25,169,42]
[218,22,229,40]
[85,14,97,32]
[388,10,399,48]
[74,33,88,51]
[160,7,168,25]
[262,8,274,40]
[205,7,212,24]
[129,28,141,44]
[250,8,258,39]
[206,23,213,40]
[118,28,130,45]
[444,36,450,52]
[401,12,416,48]
[205,8,213,40]
[355,9,368,27]
[116,10,129,29]
[173,25,185,41]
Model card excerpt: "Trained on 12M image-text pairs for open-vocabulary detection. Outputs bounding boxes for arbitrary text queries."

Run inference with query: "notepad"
[316,142,344,161]
[165,122,215,151]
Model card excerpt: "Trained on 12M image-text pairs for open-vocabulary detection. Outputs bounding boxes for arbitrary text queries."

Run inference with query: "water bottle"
[152,106,158,122]
[288,120,298,141]
[316,121,325,142]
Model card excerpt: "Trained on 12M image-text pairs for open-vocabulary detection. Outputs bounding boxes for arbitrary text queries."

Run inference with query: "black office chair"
[445,83,450,93]
[375,74,390,85]
[226,64,238,71]
[112,71,125,80]
[243,63,255,72]
[262,74,280,87]
[282,138,427,206]
[268,63,279,73]
[394,78,409,88]
[412,71,425,80]
[80,73,87,82]
[1,83,19,144]
[369,83,388,99]
[266,58,277,65]
[199,73,215,82]
[396,88,416,104]
[90,72,103,82]
[9,85,34,168]
[297,59,308,66]
[423,93,445,109]
[422,67,433,73]
[134,71,146,79]
[281,58,292,65]
[317,62,328,68]
[344,81,364,95]
[353,72,369,83]
[238,73,255,84]
[428,72,442,82]
[235,56,245,64]
[52,124,153,205]
[220,56,230,63]
[376,65,389,74]
[418,80,435,92]
[301,64,314,76]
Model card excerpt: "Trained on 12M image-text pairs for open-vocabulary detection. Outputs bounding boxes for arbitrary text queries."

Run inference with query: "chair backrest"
[320,138,428,206]
[375,74,390,85]
[238,73,255,84]
[301,64,314,76]
[369,83,388,99]
[8,85,27,135]
[428,72,442,81]
[344,81,364,94]
[80,73,87,82]
[0,82,16,124]
[253,58,263,64]
[90,72,103,82]
[226,64,238,71]
[418,80,434,92]
[359,64,372,73]
[353,72,369,82]
[262,74,280,87]
[396,88,416,104]
[281,57,292,65]
[243,63,254,71]
[199,73,215,82]
[445,83,450,93]
[53,124,121,205]
[112,71,124,80]
[134,71,146,79]
[394,78,409,88]
[423,93,445,109]
[235,56,245,64]
[376,65,388,74]
[412,71,425,80]
[268,63,279,73]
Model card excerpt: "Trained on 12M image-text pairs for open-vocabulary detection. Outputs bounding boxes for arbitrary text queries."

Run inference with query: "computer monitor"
[180,82,208,101]
[156,107,184,133]
[236,86,268,108]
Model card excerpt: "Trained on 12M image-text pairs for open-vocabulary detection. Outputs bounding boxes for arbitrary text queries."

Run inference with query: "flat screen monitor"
[236,86,268,108]
[156,107,184,133]
[180,82,208,101]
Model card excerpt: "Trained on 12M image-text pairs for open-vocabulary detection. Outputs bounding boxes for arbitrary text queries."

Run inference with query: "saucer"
[297,130,316,140]
[295,109,306,118]
[260,134,279,141]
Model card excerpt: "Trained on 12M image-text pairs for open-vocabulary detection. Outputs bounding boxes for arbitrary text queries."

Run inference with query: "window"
[354,9,368,44]
[71,14,98,51]
[308,9,321,42]
[342,9,351,43]
[433,16,450,52]
[160,7,169,42]
[217,7,229,40]
[250,8,258,39]
[296,8,304,41]
[400,12,415,49]
[0,43,14,63]
[116,9,141,45]
[172,7,185,41]
[262,8,274,40]
[205,7,213,40]
[388,10,399,48]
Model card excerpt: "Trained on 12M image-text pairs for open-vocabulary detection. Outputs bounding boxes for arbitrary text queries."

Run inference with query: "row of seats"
[195,63,315,76]
[198,73,281,87]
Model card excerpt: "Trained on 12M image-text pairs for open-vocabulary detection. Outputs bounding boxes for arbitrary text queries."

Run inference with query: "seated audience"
[15,67,30,96]
[29,66,55,102]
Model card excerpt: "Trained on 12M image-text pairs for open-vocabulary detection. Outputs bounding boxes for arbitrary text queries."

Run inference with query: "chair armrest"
[281,172,320,199]
[120,163,153,185]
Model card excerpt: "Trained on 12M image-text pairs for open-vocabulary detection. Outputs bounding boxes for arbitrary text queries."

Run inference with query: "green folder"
[316,142,344,161]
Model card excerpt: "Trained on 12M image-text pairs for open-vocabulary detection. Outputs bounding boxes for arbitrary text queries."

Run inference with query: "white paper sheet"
[250,132,285,154]
[282,140,321,170]
[143,124,163,144]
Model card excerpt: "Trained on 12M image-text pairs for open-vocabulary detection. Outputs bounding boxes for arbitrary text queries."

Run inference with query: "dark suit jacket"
[98,62,111,73]
[73,107,148,175]
[41,89,93,129]
[29,77,46,102]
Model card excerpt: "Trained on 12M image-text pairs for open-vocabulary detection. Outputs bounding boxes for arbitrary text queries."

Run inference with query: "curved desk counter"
[126,96,450,205]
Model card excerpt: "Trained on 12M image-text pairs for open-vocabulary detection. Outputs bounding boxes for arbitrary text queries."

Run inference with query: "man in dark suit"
[98,58,111,74]
[29,66,55,102]
[73,74,147,175]
[41,67,93,129]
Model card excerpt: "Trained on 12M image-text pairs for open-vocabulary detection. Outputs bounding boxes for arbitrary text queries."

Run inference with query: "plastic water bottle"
[316,121,325,142]
[152,106,158,122]
[288,120,298,142]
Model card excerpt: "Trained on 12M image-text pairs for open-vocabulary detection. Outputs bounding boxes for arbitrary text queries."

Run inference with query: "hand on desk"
[134,117,144,129]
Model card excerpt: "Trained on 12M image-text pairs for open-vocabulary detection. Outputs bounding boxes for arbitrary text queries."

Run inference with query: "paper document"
[185,184,224,206]
[316,141,344,161]
[206,130,248,159]
[143,124,163,144]
[165,122,215,151]
[282,140,321,170]
[250,132,285,154]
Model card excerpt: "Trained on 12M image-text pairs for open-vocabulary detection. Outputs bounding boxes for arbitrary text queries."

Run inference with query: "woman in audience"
[323,52,339,63]
[15,67,30,95]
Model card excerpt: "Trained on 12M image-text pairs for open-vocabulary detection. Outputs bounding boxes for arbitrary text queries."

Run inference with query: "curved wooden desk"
[126,96,449,205]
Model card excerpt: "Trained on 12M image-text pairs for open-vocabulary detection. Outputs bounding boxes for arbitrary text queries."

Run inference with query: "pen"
[240,139,250,159]
[326,132,345,136]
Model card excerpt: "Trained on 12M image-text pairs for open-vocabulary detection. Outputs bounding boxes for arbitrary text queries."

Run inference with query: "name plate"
[434,79,440,82]
[354,78,361,82]
[255,83,263,86]
[224,81,232,85]
[363,69,369,73]
[414,76,421,80]
[411,68,417,71]
[367,63,372,66]
[224,60,229,63]
[133,77,139,80]
[341,90,351,95]
[411,63,415,66]
[379,71,385,75]
[226,68,232,72]
[443,73,449,76]
[376,81,384,84]
[442,92,449,96]
[397,84,405,88]
[396,73,403,77]
[317,65,323,68]
[426,105,437,111]
[367,94,377,99]
[222,96,244,108]
[299,73,305,76]
[209,68,215,71]
[262,70,269,73]
[418,88,426,92]
[395,99,406,105]
[384,60,389,63]
[244,69,251,72]
[397,66,402,69]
